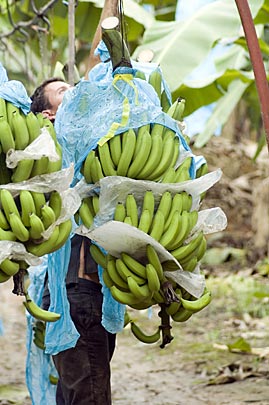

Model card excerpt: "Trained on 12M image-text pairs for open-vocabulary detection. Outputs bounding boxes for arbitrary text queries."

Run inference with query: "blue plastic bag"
[0,62,32,114]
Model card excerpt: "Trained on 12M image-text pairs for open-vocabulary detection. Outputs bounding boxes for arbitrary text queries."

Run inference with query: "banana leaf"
[133,0,264,93]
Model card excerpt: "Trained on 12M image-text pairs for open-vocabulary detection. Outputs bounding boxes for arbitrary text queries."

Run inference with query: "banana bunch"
[90,238,211,346]
[33,320,46,350]
[0,99,62,183]
[90,243,167,309]
[75,194,99,229]
[0,188,71,259]
[111,189,207,272]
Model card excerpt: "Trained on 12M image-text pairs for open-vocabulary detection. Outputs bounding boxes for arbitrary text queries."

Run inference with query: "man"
[30,0,119,403]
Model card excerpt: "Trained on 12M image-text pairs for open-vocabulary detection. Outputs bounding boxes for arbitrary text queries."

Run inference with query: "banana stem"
[162,280,180,304]
[158,304,174,349]
[12,267,28,296]
[235,0,269,154]
[101,16,132,71]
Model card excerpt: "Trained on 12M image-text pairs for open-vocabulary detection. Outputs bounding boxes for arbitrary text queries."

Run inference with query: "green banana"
[48,190,62,220]
[9,212,30,242]
[110,285,140,306]
[127,128,152,179]
[31,191,47,217]
[146,244,164,282]
[160,90,171,112]
[49,219,72,253]
[108,134,121,167]
[137,209,151,233]
[171,307,193,322]
[0,115,15,153]
[41,204,56,229]
[11,159,35,183]
[121,252,147,278]
[149,210,165,242]
[91,195,99,215]
[114,202,126,222]
[102,268,114,289]
[127,276,151,300]
[196,235,207,261]
[106,257,129,291]
[150,123,164,138]
[6,102,20,131]
[148,69,162,100]
[181,191,193,212]
[130,321,160,344]
[98,141,117,176]
[78,199,94,229]
[166,210,191,251]
[25,111,41,143]
[141,190,155,223]
[0,98,7,120]
[136,134,163,179]
[0,258,19,276]
[145,263,160,293]
[43,118,57,144]
[90,156,104,183]
[49,374,59,385]
[157,191,172,221]
[33,335,45,351]
[30,157,49,177]
[147,132,176,180]
[163,193,183,232]
[161,167,177,183]
[126,194,138,228]
[36,113,45,127]
[26,225,60,256]
[24,292,61,322]
[171,231,204,261]
[82,150,95,184]
[115,258,146,285]
[0,209,9,230]
[175,157,192,183]
[0,269,11,283]
[29,213,45,240]
[41,143,62,173]
[117,129,136,177]
[20,190,36,227]
[195,162,208,178]
[181,257,198,272]
[167,98,185,121]
[89,243,107,269]
[180,290,212,313]
[159,210,181,249]
[124,216,133,226]
[11,110,30,150]
[134,70,146,80]
[152,290,165,304]
[0,227,17,241]
[0,189,20,222]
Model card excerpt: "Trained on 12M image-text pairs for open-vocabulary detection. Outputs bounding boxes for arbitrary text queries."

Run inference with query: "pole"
[68,0,75,86]
[235,0,269,154]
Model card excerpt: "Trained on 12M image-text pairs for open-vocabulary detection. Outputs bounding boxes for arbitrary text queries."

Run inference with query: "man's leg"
[52,279,116,405]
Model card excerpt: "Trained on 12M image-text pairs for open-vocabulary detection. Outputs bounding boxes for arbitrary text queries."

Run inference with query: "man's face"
[43,81,72,120]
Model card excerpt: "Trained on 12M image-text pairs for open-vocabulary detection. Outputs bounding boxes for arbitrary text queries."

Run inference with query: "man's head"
[30,77,72,122]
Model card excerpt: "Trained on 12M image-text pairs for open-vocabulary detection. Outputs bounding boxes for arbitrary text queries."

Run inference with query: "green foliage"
[0,0,268,152]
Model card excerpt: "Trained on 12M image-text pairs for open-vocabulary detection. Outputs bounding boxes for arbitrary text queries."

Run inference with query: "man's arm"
[84,0,119,78]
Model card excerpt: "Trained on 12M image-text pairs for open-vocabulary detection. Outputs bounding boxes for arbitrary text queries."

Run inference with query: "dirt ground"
[0,137,269,405]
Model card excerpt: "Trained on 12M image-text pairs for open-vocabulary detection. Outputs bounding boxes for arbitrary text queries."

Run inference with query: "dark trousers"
[43,278,116,405]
